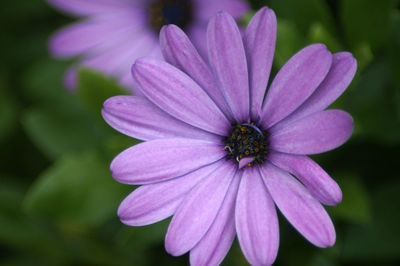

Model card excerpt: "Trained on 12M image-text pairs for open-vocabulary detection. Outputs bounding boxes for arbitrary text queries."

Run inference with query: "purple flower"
[47,0,249,91]
[102,7,357,266]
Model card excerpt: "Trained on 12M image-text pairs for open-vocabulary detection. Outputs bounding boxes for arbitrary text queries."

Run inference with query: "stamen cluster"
[149,0,193,31]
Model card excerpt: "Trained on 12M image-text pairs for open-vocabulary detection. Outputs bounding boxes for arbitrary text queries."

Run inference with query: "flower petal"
[160,25,234,121]
[189,171,240,266]
[244,7,277,120]
[102,96,220,142]
[132,58,230,136]
[165,162,236,256]
[270,110,353,155]
[47,0,134,16]
[235,168,279,266]
[207,11,250,122]
[268,152,342,206]
[273,52,357,130]
[118,161,222,226]
[259,44,332,128]
[260,163,336,247]
[194,0,249,21]
[111,139,225,185]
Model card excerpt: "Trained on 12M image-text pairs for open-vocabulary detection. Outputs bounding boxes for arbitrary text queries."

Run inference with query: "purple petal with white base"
[189,171,240,266]
[261,164,336,247]
[268,152,342,205]
[270,110,353,154]
[165,162,236,256]
[102,96,220,142]
[244,7,277,120]
[236,168,279,266]
[132,58,230,135]
[118,161,222,226]
[111,138,225,185]
[260,44,332,128]
[207,11,250,122]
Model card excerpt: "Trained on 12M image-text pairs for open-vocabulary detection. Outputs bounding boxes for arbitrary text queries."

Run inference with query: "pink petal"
[189,171,241,266]
[260,163,336,247]
[111,139,225,185]
[102,96,221,142]
[132,58,230,136]
[270,110,353,155]
[235,167,279,266]
[160,25,234,121]
[165,162,236,256]
[207,11,250,122]
[244,7,277,120]
[268,152,342,206]
[118,161,222,226]
[259,44,332,128]
[273,52,357,131]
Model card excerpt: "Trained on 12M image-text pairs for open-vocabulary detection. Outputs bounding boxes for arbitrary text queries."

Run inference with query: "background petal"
[235,168,279,266]
[270,110,353,154]
[165,162,236,256]
[111,139,225,185]
[259,44,332,128]
[207,11,250,122]
[261,163,336,247]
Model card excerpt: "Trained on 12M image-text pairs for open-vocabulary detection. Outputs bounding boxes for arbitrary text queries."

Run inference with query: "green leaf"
[341,0,398,51]
[329,174,371,224]
[23,151,129,228]
[309,22,342,53]
[77,68,127,116]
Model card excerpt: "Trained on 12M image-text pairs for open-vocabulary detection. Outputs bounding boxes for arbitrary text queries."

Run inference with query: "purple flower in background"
[47,0,249,91]
[102,7,357,266]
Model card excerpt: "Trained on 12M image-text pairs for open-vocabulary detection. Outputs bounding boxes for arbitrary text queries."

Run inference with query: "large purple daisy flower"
[47,0,249,91]
[102,7,357,266]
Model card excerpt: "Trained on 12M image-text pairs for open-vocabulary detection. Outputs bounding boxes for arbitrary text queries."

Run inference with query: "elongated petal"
[165,162,236,256]
[102,96,220,142]
[118,161,222,226]
[236,168,279,266]
[244,7,277,120]
[132,58,230,135]
[270,110,353,155]
[261,164,335,247]
[268,152,342,205]
[207,11,249,122]
[260,44,332,128]
[111,139,225,185]
[160,25,233,121]
[189,171,241,266]
[47,0,133,16]
[273,52,357,130]
[195,0,249,21]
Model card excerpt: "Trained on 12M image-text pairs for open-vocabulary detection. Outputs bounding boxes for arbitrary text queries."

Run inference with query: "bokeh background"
[1,0,400,265]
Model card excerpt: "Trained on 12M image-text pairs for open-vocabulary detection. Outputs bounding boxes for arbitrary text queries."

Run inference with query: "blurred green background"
[1,0,400,265]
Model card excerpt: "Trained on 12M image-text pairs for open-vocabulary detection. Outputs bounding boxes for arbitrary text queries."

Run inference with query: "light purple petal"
[260,163,336,247]
[207,11,250,122]
[47,0,135,16]
[102,96,221,142]
[273,52,357,131]
[132,58,230,136]
[189,171,240,266]
[165,162,236,256]
[194,0,249,21]
[268,152,342,206]
[244,7,277,120]
[118,161,222,226]
[270,110,353,155]
[111,138,225,185]
[259,44,332,128]
[235,167,279,266]
[160,25,234,121]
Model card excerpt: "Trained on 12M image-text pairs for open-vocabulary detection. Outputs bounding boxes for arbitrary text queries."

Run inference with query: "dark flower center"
[224,123,269,167]
[148,0,193,32]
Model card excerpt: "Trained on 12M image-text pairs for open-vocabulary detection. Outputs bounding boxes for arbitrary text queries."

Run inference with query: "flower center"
[224,123,269,167]
[148,0,193,32]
